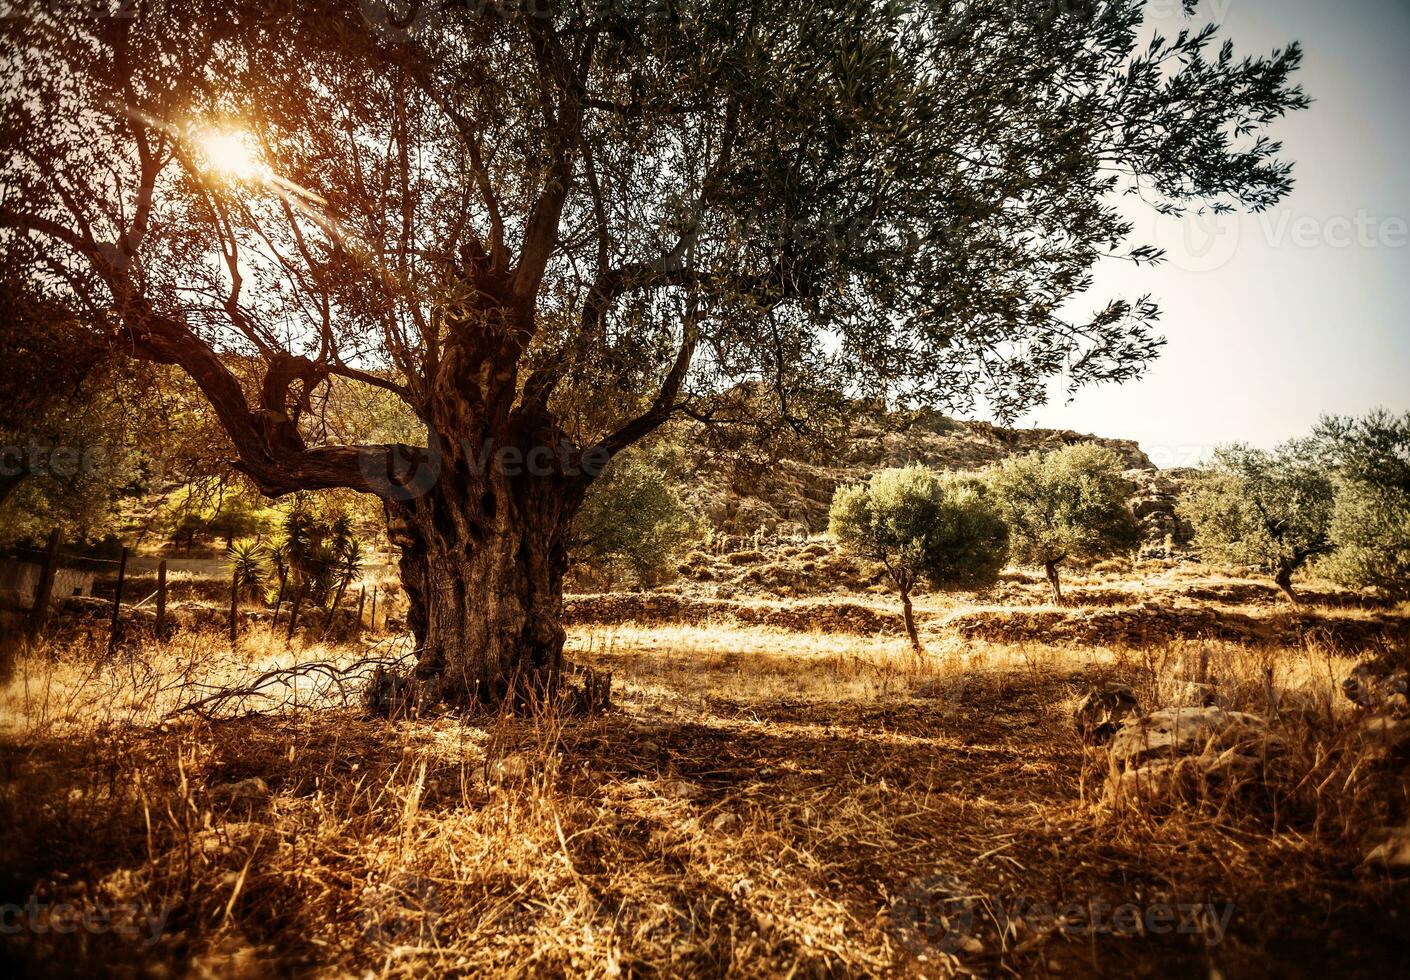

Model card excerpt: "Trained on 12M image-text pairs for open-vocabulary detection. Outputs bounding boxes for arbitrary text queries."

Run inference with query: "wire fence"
[3,531,393,650]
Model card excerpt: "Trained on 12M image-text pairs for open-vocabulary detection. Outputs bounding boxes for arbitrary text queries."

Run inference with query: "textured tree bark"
[1044,560,1064,606]
[381,426,586,712]
[1274,560,1301,604]
[900,585,923,656]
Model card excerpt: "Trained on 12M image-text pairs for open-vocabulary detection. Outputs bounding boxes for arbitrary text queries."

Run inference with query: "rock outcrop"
[674,408,1190,549]
[1104,706,1281,805]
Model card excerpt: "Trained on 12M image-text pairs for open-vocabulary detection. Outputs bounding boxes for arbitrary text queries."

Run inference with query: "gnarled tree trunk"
[365,285,620,712]
[383,445,584,711]
[1274,559,1301,604]
[1044,559,1064,606]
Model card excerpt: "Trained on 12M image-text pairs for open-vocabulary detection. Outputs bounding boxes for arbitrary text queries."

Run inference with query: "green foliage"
[206,491,276,545]
[828,464,1009,593]
[0,270,144,545]
[989,444,1141,569]
[159,484,279,551]
[1312,410,1410,597]
[1314,410,1410,495]
[279,507,365,608]
[1,0,1308,495]
[228,539,270,600]
[1318,482,1410,600]
[1179,442,1335,589]
[572,449,700,589]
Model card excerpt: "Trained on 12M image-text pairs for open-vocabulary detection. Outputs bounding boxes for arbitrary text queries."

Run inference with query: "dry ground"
[1,563,1407,978]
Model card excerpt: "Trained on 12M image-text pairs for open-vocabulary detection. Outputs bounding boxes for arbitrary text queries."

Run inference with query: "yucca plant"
[327,537,365,613]
[265,539,290,606]
[228,539,270,601]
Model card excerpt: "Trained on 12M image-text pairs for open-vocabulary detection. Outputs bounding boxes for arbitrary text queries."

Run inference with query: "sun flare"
[198,129,265,180]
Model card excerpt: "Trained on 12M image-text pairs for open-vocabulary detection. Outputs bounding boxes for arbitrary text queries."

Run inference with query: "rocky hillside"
[676,410,1194,549]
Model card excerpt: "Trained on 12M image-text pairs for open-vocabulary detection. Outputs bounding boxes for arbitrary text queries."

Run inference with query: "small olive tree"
[1179,442,1335,602]
[829,465,1008,654]
[989,444,1140,605]
[1314,411,1410,599]
[571,451,700,590]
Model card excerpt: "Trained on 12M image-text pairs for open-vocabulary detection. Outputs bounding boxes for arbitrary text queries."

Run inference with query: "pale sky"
[1023,0,1410,467]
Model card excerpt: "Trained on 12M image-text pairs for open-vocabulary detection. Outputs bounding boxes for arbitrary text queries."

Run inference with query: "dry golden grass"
[1,565,1406,978]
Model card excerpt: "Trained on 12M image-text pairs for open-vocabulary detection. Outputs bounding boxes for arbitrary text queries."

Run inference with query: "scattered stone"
[1176,681,1222,708]
[1361,825,1410,874]
[210,778,271,807]
[1357,714,1410,763]
[1109,706,1273,767]
[1105,707,1280,807]
[659,778,702,801]
[1343,657,1409,714]
[1073,683,1140,744]
[1114,752,1262,800]
[491,754,532,782]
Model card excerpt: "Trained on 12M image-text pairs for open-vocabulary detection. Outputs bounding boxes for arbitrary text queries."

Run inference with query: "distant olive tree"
[1315,410,1410,495]
[1314,411,1410,598]
[1320,482,1410,600]
[829,465,1007,654]
[1179,442,1335,602]
[571,451,700,590]
[989,444,1140,605]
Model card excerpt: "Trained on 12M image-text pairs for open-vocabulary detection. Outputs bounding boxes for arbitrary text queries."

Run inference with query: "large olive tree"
[0,0,1306,708]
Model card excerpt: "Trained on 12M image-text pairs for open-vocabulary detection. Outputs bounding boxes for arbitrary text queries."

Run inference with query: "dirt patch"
[947,604,1410,650]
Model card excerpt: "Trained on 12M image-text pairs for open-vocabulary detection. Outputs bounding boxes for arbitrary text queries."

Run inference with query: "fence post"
[269,567,287,634]
[369,585,377,631]
[108,546,128,655]
[229,562,240,647]
[286,586,303,642]
[357,586,366,627]
[155,559,168,639]
[27,528,61,635]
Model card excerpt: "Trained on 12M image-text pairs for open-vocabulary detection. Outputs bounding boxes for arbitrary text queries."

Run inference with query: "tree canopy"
[1315,411,1410,599]
[989,443,1140,603]
[1,1,1309,484]
[0,0,1308,704]
[1179,441,1336,601]
[830,464,1007,651]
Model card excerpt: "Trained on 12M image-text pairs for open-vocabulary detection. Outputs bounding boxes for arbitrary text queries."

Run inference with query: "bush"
[1179,442,1335,601]
[828,464,1007,652]
[988,443,1140,604]
[572,451,700,589]
[1318,482,1410,599]
[1314,411,1410,598]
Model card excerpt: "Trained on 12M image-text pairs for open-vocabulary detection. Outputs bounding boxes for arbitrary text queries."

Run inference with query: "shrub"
[1179,442,1335,601]
[227,539,269,602]
[1314,410,1410,598]
[828,464,1007,653]
[989,443,1140,604]
[572,451,700,589]
[1319,482,1410,599]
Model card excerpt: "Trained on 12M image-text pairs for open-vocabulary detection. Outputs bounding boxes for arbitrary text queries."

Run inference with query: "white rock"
[1109,707,1271,767]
